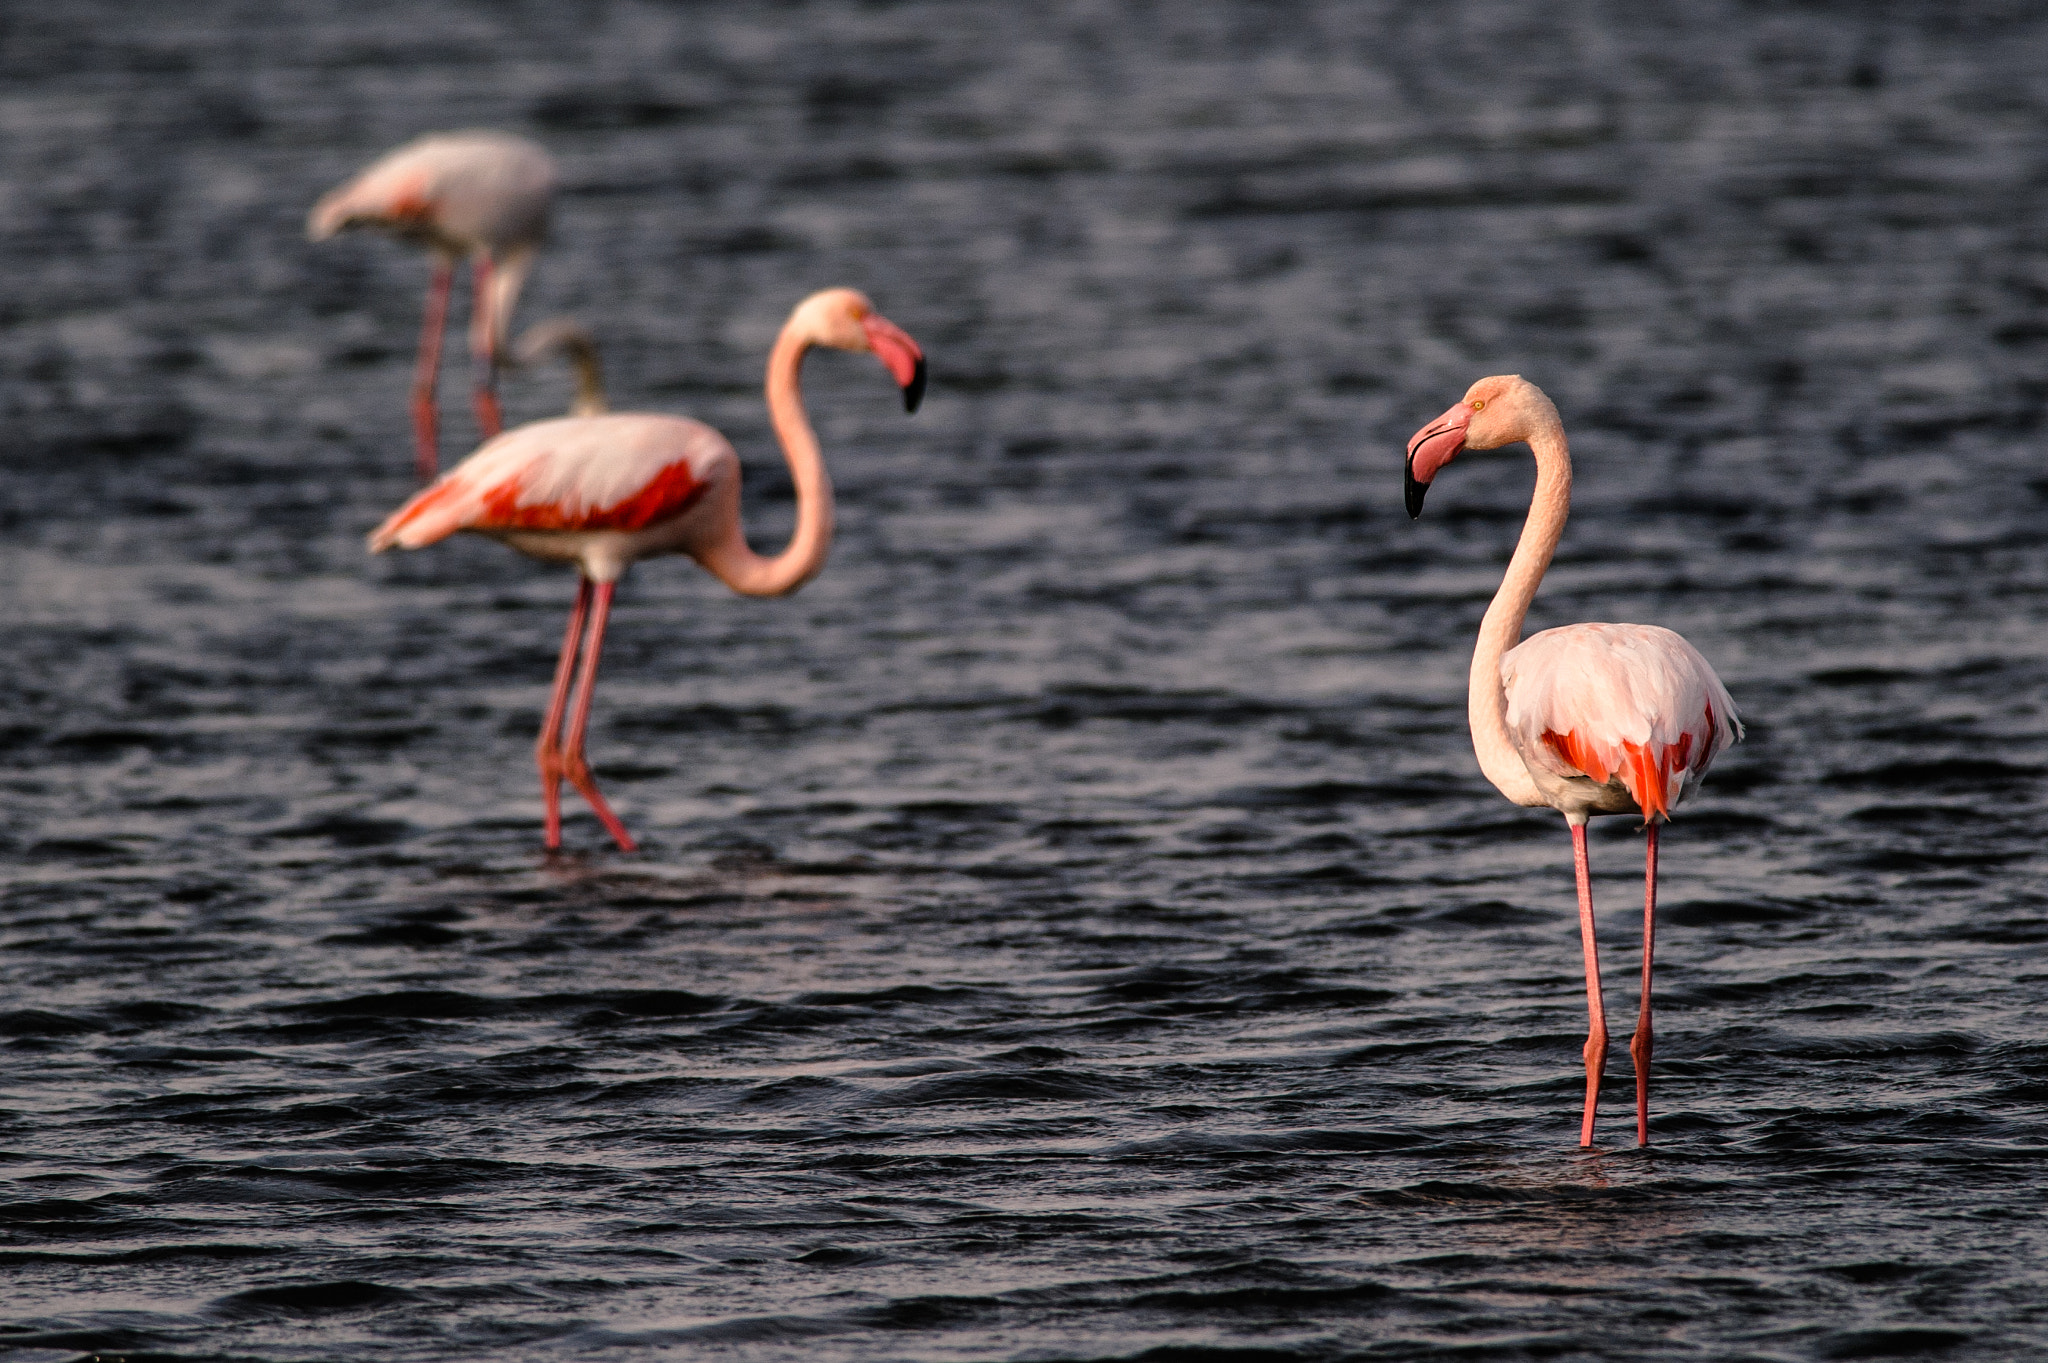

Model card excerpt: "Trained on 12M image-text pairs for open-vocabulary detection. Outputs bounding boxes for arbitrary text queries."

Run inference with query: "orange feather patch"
[473,461,708,533]
[381,475,466,536]
[1542,725,1699,821]
[384,174,436,224]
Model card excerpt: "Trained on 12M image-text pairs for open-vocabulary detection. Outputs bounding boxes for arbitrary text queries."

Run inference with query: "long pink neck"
[1468,419,1571,807]
[700,327,835,597]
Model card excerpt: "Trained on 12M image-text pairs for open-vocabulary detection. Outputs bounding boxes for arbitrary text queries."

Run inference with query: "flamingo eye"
[1470,399,1485,411]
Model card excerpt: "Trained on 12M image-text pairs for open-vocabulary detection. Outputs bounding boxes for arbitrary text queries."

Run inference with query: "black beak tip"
[1405,459,1428,519]
[903,356,927,414]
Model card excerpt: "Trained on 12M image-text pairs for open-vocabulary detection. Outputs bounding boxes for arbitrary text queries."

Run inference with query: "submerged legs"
[411,256,505,480]
[411,259,454,481]
[1571,820,1609,1148]
[536,578,594,849]
[560,581,636,852]
[1631,821,1660,1146]
[1569,819,1663,1148]
[535,577,636,853]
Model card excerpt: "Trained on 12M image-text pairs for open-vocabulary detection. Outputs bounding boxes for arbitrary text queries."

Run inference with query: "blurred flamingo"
[1404,375,1742,1148]
[511,318,608,418]
[309,131,556,478]
[369,288,926,853]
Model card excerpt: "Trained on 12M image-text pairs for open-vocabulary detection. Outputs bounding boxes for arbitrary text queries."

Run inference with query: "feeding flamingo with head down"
[509,317,608,418]
[1404,375,1742,1148]
[309,130,556,479]
[368,288,926,853]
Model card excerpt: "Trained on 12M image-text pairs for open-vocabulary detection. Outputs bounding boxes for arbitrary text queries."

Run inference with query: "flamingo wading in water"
[369,288,926,853]
[1405,375,1742,1147]
[309,131,556,478]
[510,318,608,419]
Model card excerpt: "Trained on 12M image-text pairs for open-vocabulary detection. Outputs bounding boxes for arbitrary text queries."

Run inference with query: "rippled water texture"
[5,2,2048,1359]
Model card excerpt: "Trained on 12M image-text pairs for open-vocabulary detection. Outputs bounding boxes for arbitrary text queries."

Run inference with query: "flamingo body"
[369,288,925,853]
[1405,375,1743,1148]
[310,131,558,477]
[1503,622,1739,823]
[308,131,554,258]
[371,414,736,582]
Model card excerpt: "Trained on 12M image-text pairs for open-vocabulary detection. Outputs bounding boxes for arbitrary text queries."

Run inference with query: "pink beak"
[862,314,927,413]
[1404,401,1472,518]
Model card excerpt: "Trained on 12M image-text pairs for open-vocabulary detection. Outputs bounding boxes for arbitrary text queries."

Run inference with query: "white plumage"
[1405,373,1747,1148]
[308,130,559,476]
[1504,622,1742,819]
[369,415,734,553]
[308,131,555,257]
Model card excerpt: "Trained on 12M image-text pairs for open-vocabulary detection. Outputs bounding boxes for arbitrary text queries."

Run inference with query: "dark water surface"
[6,2,2048,1359]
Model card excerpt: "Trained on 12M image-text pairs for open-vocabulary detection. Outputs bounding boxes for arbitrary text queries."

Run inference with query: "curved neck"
[511,320,607,415]
[700,327,835,597]
[564,337,606,416]
[1469,421,1571,806]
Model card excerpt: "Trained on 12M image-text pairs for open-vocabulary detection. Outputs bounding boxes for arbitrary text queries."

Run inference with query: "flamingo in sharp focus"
[368,288,926,853]
[309,130,557,479]
[1404,375,1742,1148]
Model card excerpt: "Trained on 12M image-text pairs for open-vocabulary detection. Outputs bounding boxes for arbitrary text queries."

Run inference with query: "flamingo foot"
[1581,1024,1608,1148]
[537,751,565,850]
[562,753,637,853]
[1630,1024,1652,1146]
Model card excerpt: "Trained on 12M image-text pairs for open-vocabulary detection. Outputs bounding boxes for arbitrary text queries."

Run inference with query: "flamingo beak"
[1404,402,1473,519]
[863,314,927,413]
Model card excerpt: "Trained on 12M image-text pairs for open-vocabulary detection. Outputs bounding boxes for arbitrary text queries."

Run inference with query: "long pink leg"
[1630,821,1660,1146]
[558,580,638,853]
[412,259,454,481]
[1572,821,1609,1147]
[470,256,503,439]
[536,578,594,850]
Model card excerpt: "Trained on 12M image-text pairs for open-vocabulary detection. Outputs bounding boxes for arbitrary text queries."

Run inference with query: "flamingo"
[1404,375,1742,1148]
[368,288,926,853]
[308,131,557,479]
[510,318,608,418]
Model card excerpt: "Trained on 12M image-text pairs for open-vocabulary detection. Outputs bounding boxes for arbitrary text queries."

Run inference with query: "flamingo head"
[1403,374,1558,518]
[790,288,927,413]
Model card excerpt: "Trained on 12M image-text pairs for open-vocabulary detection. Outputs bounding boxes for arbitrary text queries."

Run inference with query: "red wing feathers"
[472,459,707,533]
[370,414,727,552]
[381,172,437,225]
[1540,725,1698,821]
[1507,623,1741,820]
